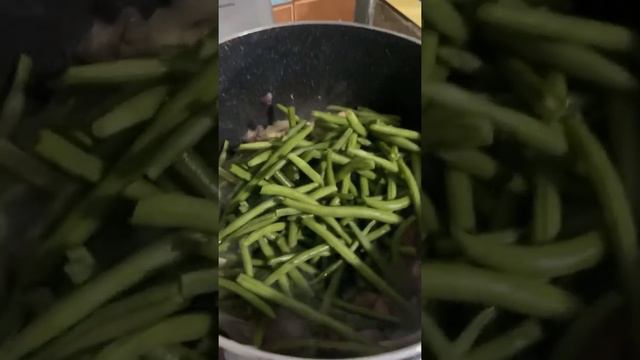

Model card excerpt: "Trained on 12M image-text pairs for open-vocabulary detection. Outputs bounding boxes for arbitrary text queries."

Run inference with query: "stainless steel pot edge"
[220,335,421,360]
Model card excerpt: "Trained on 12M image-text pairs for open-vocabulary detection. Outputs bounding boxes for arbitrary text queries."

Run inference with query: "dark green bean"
[34,130,104,183]
[425,82,567,155]
[237,274,366,343]
[422,262,580,318]
[92,86,168,138]
[282,199,402,224]
[532,174,562,243]
[146,114,214,179]
[218,278,275,318]
[93,313,211,360]
[422,0,468,44]
[465,319,543,360]
[0,54,32,137]
[0,240,183,360]
[131,194,218,233]
[303,217,406,306]
[458,230,604,277]
[61,58,169,85]
[445,168,475,231]
[477,3,637,52]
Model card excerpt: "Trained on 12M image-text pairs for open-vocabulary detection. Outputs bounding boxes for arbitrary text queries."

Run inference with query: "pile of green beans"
[218,105,421,357]
[0,30,217,359]
[423,0,639,359]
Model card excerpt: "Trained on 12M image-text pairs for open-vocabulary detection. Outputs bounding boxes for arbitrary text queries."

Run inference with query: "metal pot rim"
[219,21,421,46]
[219,335,421,360]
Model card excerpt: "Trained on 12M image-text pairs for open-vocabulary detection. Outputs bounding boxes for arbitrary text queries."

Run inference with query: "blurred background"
[219,0,420,41]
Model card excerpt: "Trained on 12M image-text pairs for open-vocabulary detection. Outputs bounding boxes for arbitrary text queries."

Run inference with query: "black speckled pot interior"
[219,23,421,146]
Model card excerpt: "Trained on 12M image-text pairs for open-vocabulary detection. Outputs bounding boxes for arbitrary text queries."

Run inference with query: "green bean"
[391,216,416,262]
[499,37,637,90]
[218,278,275,318]
[264,245,330,285]
[258,238,276,260]
[398,156,421,214]
[421,311,455,360]
[425,82,567,155]
[61,58,169,85]
[226,214,278,242]
[309,185,338,201]
[282,199,402,224]
[503,58,565,121]
[331,152,351,165]
[285,220,300,248]
[320,266,344,314]
[64,247,96,285]
[131,194,218,233]
[0,54,32,137]
[422,263,580,318]
[386,177,397,200]
[131,58,216,152]
[0,139,66,191]
[437,46,483,74]
[423,114,494,149]
[348,148,398,172]
[180,268,218,297]
[240,223,286,277]
[550,292,623,360]
[312,111,348,127]
[532,175,562,243]
[302,217,405,305]
[383,135,420,153]
[365,224,392,243]
[349,221,388,271]
[287,153,324,184]
[261,183,316,204]
[295,182,320,194]
[219,140,230,166]
[345,111,367,136]
[452,307,497,356]
[267,339,383,355]
[237,274,365,343]
[477,3,637,52]
[332,299,400,324]
[34,296,184,360]
[93,313,211,360]
[336,158,375,182]
[422,0,468,44]
[238,141,272,151]
[144,345,206,360]
[564,113,640,340]
[92,86,168,138]
[445,168,475,231]
[369,123,420,141]
[146,114,214,179]
[34,130,104,182]
[287,106,299,127]
[331,128,354,151]
[347,132,359,150]
[247,150,272,167]
[33,283,181,360]
[232,122,314,204]
[289,268,314,298]
[363,196,410,212]
[0,240,183,360]
[272,170,293,187]
[465,319,543,360]
[458,230,604,277]
[220,199,277,240]
[278,275,293,296]
[173,150,217,200]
